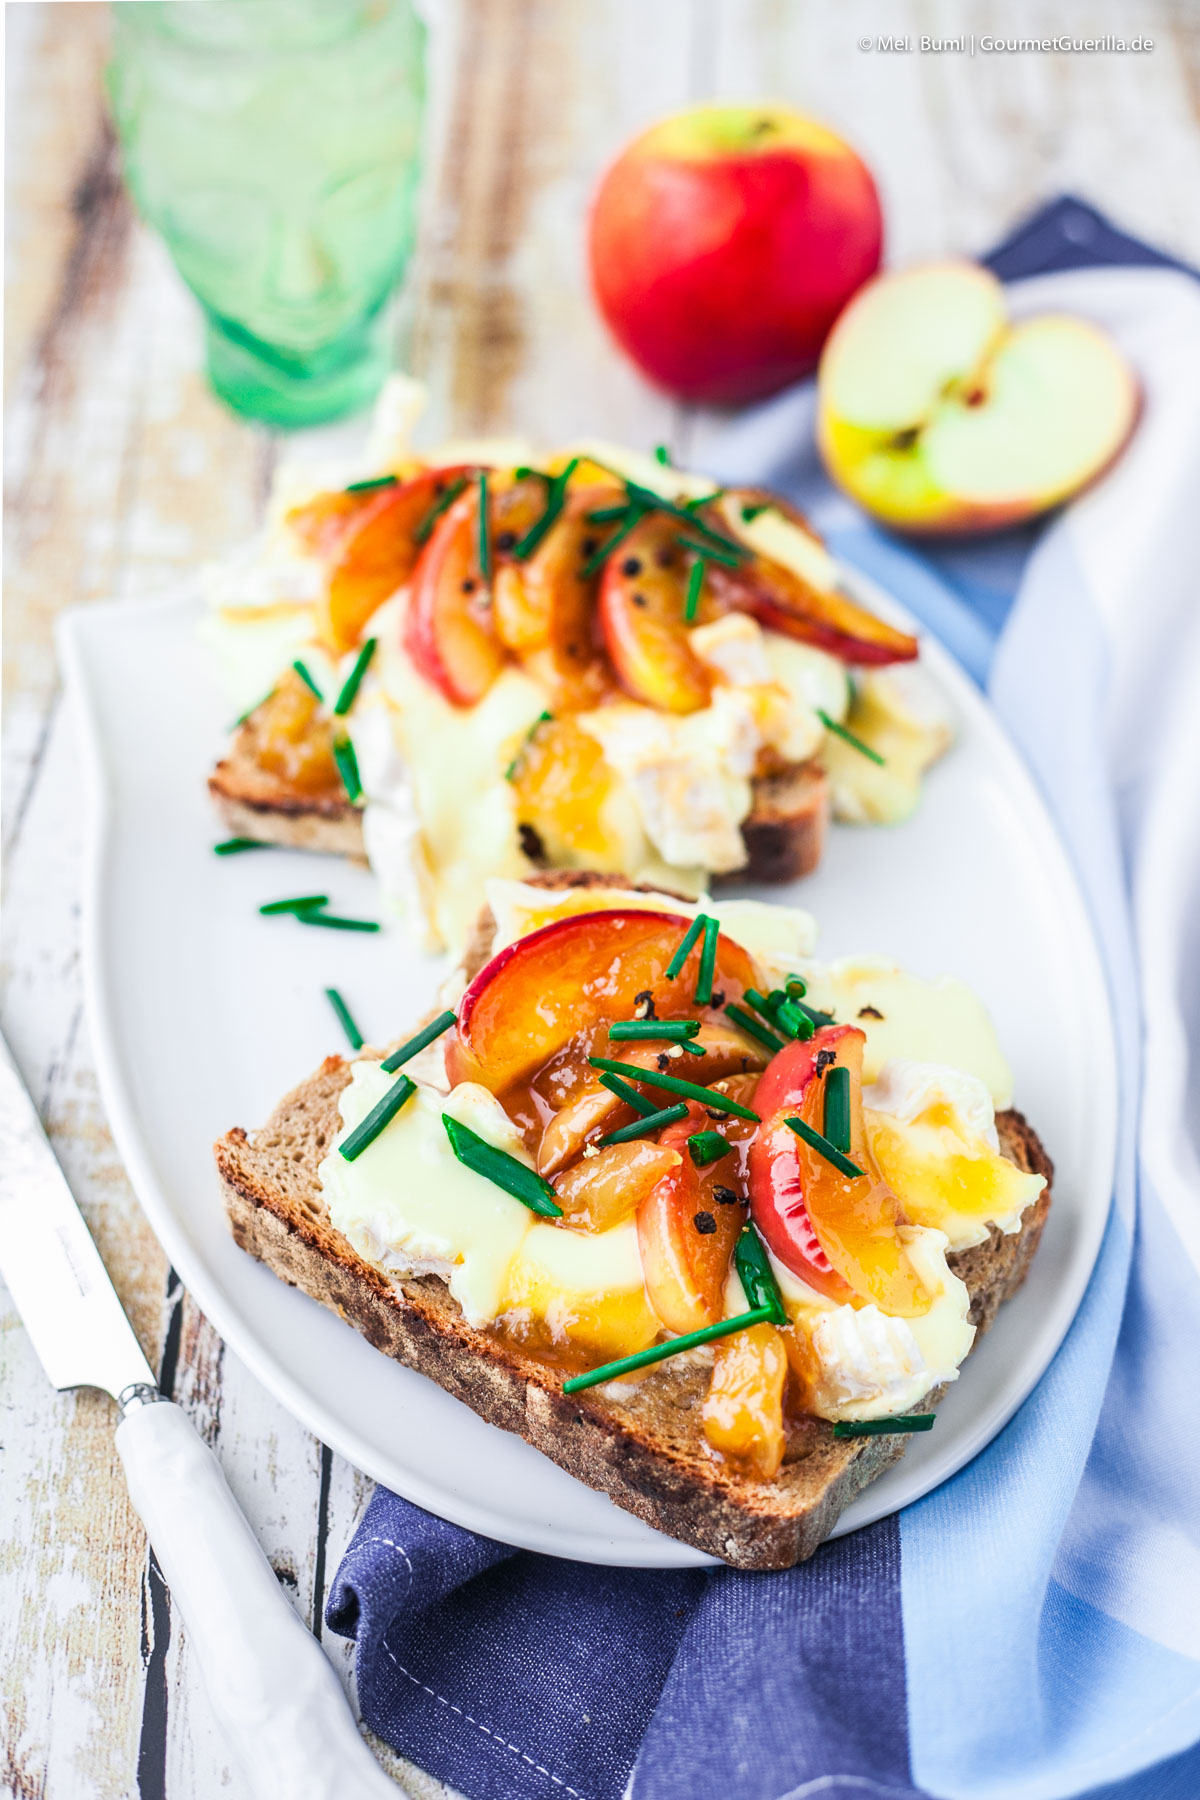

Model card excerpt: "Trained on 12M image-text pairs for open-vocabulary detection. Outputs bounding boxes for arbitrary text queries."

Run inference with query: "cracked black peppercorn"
[693,1211,717,1234]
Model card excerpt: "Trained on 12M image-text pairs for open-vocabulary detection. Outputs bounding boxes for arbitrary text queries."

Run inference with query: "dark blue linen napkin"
[326,198,1189,1800]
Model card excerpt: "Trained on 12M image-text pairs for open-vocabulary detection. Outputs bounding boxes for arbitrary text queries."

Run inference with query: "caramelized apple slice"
[552,1141,681,1233]
[701,489,918,666]
[300,466,473,653]
[448,907,758,1095]
[535,1027,767,1176]
[749,1026,930,1314]
[703,1319,788,1479]
[493,486,617,710]
[403,486,507,706]
[598,513,713,713]
[248,668,340,795]
[636,1104,746,1335]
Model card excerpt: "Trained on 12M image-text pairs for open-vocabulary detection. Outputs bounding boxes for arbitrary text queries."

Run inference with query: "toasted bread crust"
[214,877,1054,1569]
[209,715,829,883]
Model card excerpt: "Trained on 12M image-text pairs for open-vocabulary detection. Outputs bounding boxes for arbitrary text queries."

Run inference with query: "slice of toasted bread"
[209,710,829,883]
[214,878,1052,1569]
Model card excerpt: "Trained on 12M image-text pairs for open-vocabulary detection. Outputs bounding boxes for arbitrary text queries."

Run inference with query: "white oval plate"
[59,573,1116,1569]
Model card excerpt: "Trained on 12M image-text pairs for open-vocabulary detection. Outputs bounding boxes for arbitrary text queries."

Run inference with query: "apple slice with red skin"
[701,489,918,666]
[447,907,759,1097]
[749,1025,930,1313]
[598,513,714,712]
[293,465,473,654]
[403,485,507,706]
[637,1100,748,1335]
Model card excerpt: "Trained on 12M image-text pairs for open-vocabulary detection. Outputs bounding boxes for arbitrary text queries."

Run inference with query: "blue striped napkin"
[328,201,1200,1800]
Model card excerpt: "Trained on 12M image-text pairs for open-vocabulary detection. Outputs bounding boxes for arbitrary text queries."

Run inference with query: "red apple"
[588,104,882,404]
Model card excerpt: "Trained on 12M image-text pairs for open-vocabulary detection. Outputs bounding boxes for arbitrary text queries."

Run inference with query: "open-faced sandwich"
[215,872,1051,1568]
[205,381,952,951]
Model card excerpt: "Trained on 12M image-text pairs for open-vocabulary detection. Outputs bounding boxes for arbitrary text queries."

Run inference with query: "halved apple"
[598,514,714,712]
[749,1025,931,1314]
[637,1103,747,1334]
[447,907,758,1096]
[817,261,1139,534]
[403,486,507,706]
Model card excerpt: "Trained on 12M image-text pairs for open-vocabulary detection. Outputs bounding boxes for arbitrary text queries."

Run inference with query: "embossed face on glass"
[108,1,426,412]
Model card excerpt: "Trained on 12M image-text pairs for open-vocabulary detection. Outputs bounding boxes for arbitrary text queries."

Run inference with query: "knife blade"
[0,1029,397,1798]
[0,1031,157,1404]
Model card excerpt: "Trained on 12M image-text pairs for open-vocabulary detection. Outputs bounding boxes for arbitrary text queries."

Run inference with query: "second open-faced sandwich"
[205,382,952,951]
[216,872,1051,1567]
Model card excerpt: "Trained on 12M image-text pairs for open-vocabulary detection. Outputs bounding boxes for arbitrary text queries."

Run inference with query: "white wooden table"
[4,4,1199,1795]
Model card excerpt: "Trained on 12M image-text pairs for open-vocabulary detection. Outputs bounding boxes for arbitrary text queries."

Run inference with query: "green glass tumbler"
[107,1,426,427]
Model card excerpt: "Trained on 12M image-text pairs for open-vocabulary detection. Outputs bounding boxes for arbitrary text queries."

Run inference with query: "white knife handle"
[116,1401,397,1799]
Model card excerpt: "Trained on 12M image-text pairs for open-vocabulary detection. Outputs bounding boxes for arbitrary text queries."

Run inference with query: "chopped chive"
[325,988,364,1051]
[295,912,380,933]
[665,915,705,980]
[734,1226,788,1327]
[654,444,672,466]
[443,1115,562,1217]
[823,1065,851,1154]
[724,1002,785,1054]
[339,1074,416,1162]
[740,501,770,523]
[579,504,647,579]
[676,534,742,569]
[414,472,469,543]
[833,1414,935,1437]
[609,1019,700,1042]
[344,473,398,494]
[818,709,886,766]
[477,471,491,579]
[214,837,268,855]
[504,710,552,782]
[512,458,579,561]
[562,1306,773,1394]
[695,916,719,1006]
[684,488,725,512]
[333,638,377,716]
[333,735,362,804]
[259,893,328,915]
[774,999,814,1041]
[597,1101,689,1147]
[785,976,807,999]
[292,660,323,701]
[598,1071,659,1117]
[588,1058,760,1122]
[786,1114,864,1179]
[684,557,705,624]
[590,463,747,560]
[585,503,631,524]
[795,998,837,1029]
[679,1038,708,1056]
[381,1010,457,1073]
[514,465,551,484]
[687,1130,731,1168]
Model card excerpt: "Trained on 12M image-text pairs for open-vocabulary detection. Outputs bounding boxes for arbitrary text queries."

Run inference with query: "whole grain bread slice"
[208,716,829,882]
[215,873,1053,1568]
